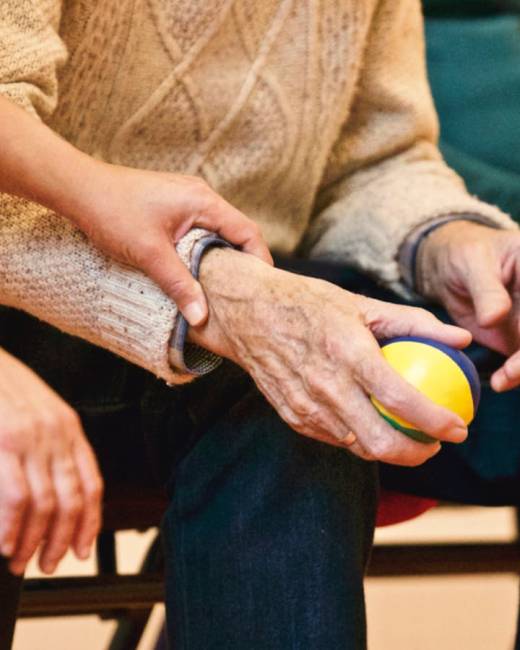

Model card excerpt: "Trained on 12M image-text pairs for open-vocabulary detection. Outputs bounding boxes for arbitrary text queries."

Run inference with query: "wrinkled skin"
[418,221,520,392]
[189,248,471,467]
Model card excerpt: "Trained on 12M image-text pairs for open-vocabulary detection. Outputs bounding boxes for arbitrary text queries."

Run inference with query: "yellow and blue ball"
[371,336,481,444]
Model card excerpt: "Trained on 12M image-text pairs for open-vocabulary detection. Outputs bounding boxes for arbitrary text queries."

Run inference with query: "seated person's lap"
[1,255,518,511]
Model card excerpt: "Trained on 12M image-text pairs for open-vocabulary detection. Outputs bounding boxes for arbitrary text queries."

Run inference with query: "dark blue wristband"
[169,234,233,375]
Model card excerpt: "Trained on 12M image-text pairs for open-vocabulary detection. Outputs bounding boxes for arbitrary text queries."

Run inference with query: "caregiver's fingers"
[38,456,83,574]
[8,457,55,576]
[71,438,103,560]
[0,452,29,561]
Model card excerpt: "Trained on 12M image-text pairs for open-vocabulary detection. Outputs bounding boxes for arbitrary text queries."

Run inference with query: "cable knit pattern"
[0,0,517,381]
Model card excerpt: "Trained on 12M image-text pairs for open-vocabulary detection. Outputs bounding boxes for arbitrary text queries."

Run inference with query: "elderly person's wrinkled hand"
[0,349,102,576]
[417,221,520,392]
[188,248,472,467]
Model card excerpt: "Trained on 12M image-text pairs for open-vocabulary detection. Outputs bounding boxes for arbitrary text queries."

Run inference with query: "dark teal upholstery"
[424,4,520,219]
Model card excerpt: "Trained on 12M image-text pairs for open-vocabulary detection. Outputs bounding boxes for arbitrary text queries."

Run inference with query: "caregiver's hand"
[0,95,272,327]
[189,248,471,467]
[0,349,102,576]
[69,164,273,326]
[417,221,520,392]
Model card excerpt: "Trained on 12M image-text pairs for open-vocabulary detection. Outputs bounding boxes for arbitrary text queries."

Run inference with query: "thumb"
[142,241,208,327]
[464,251,512,327]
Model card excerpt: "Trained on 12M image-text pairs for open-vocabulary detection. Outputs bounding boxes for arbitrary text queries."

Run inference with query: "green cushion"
[425,14,520,218]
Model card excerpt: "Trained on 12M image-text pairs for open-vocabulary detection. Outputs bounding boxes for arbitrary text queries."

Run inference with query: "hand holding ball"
[372,336,480,443]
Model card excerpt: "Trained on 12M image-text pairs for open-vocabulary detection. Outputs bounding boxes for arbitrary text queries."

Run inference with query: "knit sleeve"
[301,0,517,296]
[0,0,67,119]
[0,193,221,384]
[0,2,223,384]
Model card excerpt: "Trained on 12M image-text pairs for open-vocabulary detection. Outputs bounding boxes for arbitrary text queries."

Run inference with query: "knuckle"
[167,276,193,296]
[502,360,516,382]
[353,355,380,386]
[0,425,23,451]
[4,492,29,518]
[0,413,37,448]
[377,389,408,416]
[5,487,29,511]
[323,333,351,365]
[285,412,303,430]
[32,410,61,435]
[61,495,82,517]
[286,391,312,419]
[306,373,332,398]
[34,492,56,517]
[298,410,327,437]
[411,306,435,322]
[278,404,302,430]
[84,476,104,503]
[60,407,82,432]
[351,445,376,462]
[305,408,327,431]
[360,450,377,462]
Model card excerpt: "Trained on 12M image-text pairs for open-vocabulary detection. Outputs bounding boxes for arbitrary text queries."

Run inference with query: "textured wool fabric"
[0,0,517,381]
[0,197,211,384]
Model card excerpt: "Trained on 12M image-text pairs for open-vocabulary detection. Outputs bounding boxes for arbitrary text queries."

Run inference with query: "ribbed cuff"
[96,229,229,385]
[97,262,192,384]
[169,235,232,376]
[399,214,510,293]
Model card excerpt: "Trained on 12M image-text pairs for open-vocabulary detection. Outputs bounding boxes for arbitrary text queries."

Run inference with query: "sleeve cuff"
[168,234,232,377]
[398,214,506,293]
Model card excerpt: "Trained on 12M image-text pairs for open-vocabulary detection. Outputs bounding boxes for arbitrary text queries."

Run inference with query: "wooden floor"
[12,507,519,650]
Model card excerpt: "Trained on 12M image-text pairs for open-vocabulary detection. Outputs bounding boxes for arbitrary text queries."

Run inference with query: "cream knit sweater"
[0,0,515,383]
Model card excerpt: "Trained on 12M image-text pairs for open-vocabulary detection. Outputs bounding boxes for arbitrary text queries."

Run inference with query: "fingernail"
[78,546,91,560]
[450,426,468,442]
[1,542,14,557]
[183,301,206,327]
[9,561,26,576]
[41,560,57,575]
[491,374,505,392]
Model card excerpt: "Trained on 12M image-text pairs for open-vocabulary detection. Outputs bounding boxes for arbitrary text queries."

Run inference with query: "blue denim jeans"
[161,375,378,649]
[1,260,519,649]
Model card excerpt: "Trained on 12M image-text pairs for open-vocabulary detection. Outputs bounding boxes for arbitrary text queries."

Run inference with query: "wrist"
[416,220,488,298]
[51,157,112,229]
[187,247,279,362]
[423,219,481,244]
